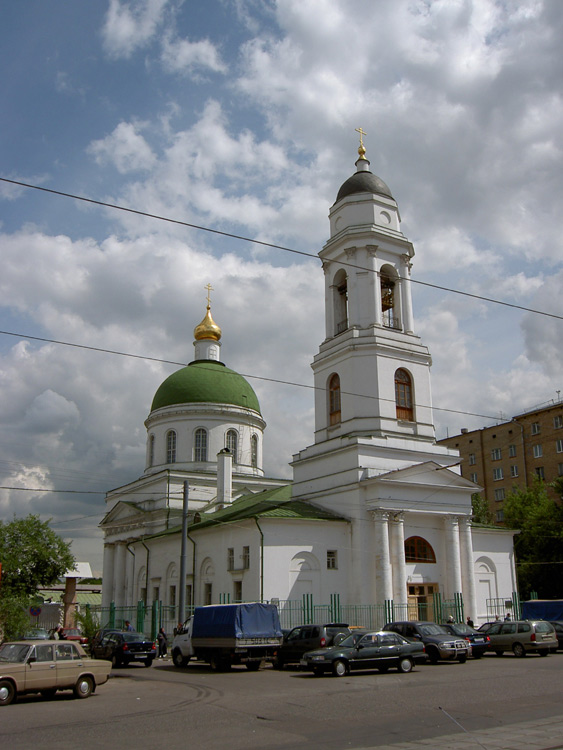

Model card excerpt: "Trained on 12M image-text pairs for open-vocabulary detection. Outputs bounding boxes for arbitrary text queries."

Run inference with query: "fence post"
[384,599,394,624]
[512,591,521,620]
[302,594,313,624]
[454,592,464,622]
[136,600,145,633]
[109,602,116,629]
[330,593,341,621]
[151,600,160,640]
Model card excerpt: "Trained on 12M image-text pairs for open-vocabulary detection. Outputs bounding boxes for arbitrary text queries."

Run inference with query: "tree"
[471,493,495,525]
[503,479,563,599]
[0,515,75,597]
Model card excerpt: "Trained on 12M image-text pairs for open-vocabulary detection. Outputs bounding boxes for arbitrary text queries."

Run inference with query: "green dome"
[151,361,261,413]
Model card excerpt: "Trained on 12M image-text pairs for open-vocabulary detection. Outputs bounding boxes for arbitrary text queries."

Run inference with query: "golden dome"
[194,305,222,341]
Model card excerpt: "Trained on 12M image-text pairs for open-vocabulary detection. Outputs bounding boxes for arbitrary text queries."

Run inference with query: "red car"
[49,628,88,645]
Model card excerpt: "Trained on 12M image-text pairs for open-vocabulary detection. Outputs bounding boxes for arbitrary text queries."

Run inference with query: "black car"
[548,621,563,652]
[440,622,490,657]
[274,623,351,668]
[90,628,122,653]
[301,630,426,677]
[91,632,156,667]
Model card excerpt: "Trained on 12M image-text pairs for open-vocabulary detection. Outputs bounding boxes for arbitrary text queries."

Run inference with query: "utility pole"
[178,480,189,626]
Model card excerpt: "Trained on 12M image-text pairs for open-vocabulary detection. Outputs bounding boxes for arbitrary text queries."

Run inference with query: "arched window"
[148,434,155,466]
[405,536,436,563]
[381,267,399,329]
[333,269,348,335]
[226,429,238,462]
[329,373,341,426]
[166,430,177,463]
[250,434,258,468]
[395,368,413,421]
[194,428,207,462]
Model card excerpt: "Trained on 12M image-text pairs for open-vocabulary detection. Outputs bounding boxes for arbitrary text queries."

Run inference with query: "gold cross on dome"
[204,283,214,307]
[355,127,367,147]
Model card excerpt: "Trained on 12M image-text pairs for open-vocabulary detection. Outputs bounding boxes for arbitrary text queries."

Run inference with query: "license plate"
[133,654,147,659]
[474,638,484,643]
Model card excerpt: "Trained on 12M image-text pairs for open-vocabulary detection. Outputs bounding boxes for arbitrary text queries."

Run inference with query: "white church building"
[100,142,517,627]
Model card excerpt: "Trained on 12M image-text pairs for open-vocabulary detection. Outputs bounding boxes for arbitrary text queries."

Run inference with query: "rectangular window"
[533,444,543,458]
[227,548,234,571]
[204,583,212,605]
[559,463,563,476]
[510,465,519,478]
[554,415,563,429]
[186,584,192,607]
[536,467,545,480]
[508,444,517,458]
[493,467,504,481]
[327,550,338,570]
[496,510,505,522]
[491,448,501,461]
[242,546,250,569]
[169,585,176,607]
[233,581,242,602]
[531,422,540,435]
[468,453,476,465]
[470,472,478,483]
[556,439,563,453]
[494,488,505,502]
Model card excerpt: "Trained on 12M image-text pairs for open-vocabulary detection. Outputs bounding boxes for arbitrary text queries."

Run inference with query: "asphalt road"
[1,652,562,750]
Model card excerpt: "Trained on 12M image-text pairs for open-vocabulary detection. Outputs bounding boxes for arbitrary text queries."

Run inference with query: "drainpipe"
[126,543,135,605]
[187,532,197,607]
[141,539,150,602]
[255,518,264,602]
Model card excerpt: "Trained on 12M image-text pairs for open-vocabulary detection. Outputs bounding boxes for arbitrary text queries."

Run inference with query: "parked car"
[91,631,156,667]
[483,620,557,657]
[383,621,470,663]
[89,628,121,653]
[440,623,490,658]
[548,621,563,652]
[48,627,88,644]
[300,630,426,677]
[21,628,50,640]
[274,623,351,668]
[0,640,111,706]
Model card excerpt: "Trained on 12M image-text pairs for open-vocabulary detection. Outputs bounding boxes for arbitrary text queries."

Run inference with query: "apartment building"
[438,401,563,523]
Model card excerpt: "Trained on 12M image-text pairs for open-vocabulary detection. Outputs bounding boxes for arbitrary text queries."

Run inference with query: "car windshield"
[448,624,473,635]
[335,632,366,648]
[0,644,30,663]
[122,633,149,643]
[418,624,449,635]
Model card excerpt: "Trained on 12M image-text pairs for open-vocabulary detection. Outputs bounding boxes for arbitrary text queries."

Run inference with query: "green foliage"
[74,605,100,644]
[0,514,75,597]
[503,479,563,599]
[0,594,30,642]
[471,493,495,524]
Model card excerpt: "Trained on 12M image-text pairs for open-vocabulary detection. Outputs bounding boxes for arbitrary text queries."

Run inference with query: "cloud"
[161,35,228,75]
[102,0,170,59]
[87,122,157,173]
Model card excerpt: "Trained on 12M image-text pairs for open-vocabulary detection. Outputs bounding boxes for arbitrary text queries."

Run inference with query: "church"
[100,140,517,626]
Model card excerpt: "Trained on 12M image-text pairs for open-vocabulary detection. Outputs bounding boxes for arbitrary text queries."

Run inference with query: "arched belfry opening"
[380,265,399,330]
[332,269,348,335]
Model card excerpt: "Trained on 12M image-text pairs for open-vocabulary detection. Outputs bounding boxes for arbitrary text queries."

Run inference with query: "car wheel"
[144,658,154,667]
[398,657,413,673]
[312,667,324,677]
[73,676,93,699]
[172,649,188,668]
[427,648,439,664]
[512,643,526,658]
[458,654,467,664]
[111,655,121,668]
[0,680,16,706]
[245,661,261,671]
[332,659,348,677]
[539,650,549,657]
[40,688,57,699]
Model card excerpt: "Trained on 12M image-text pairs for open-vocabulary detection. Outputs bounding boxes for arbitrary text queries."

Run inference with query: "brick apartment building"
[438,401,563,523]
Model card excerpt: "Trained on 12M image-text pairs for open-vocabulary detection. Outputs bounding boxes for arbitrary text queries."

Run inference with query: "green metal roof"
[151,360,261,413]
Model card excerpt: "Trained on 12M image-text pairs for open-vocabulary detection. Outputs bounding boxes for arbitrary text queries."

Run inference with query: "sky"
[1,0,562,575]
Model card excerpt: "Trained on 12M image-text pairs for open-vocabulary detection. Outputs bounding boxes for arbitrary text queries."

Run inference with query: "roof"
[151,360,261,413]
[336,169,394,202]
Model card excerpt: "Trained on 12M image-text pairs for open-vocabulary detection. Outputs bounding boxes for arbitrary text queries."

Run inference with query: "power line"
[1,176,562,321]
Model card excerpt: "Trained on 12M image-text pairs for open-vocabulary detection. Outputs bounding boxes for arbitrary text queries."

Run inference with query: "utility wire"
[1,176,562,321]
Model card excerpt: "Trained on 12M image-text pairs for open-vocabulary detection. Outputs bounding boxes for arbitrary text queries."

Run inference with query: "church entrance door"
[407,583,438,621]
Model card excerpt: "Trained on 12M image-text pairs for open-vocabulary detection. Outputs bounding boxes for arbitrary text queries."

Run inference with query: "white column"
[444,516,463,598]
[125,544,135,606]
[459,517,478,622]
[373,511,393,603]
[323,261,334,339]
[113,542,127,607]
[374,266,383,326]
[345,247,358,327]
[102,543,115,609]
[390,513,407,605]
[366,246,380,327]
[401,255,414,334]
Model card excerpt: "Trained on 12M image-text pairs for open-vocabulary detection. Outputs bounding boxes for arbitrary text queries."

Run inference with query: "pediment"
[367,461,478,491]
[100,501,148,527]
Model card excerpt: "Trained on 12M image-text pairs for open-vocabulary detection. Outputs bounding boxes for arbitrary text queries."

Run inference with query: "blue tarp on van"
[192,603,283,639]
[521,600,563,621]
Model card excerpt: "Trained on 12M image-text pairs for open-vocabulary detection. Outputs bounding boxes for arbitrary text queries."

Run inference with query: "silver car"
[484,620,557,657]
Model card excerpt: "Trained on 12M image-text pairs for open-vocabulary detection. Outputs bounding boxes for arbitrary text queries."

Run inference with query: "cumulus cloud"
[102,0,170,59]
[87,122,157,174]
[161,35,228,75]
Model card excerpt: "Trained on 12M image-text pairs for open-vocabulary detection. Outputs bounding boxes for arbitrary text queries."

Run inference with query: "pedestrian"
[466,616,474,628]
[504,613,511,621]
[157,627,168,658]
[447,615,454,623]
[124,620,134,632]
